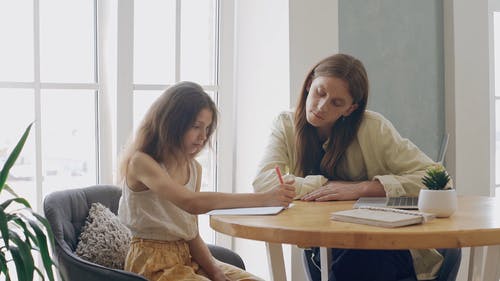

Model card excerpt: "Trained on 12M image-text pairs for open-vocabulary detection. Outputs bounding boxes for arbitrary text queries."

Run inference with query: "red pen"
[275,166,284,184]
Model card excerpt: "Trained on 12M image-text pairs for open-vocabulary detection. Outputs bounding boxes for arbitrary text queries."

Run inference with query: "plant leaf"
[12,217,37,249]
[2,184,19,198]
[0,251,12,281]
[0,206,9,248]
[34,267,45,281]
[32,212,56,249]
[9,230,35,281]
[0,122,33,193]
[24,216,55,281]
[1,197,31,210]
[9,246,28,281]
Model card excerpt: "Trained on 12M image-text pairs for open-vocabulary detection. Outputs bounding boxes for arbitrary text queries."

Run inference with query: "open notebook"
[331,206,434,228]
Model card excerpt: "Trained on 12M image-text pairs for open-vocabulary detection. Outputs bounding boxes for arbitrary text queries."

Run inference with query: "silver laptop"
[354,196,419,209]
[354,133,448,210]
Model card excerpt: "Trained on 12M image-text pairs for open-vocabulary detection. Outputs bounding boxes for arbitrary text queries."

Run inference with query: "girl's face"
[305,76,358,136]
[183,108,213,157]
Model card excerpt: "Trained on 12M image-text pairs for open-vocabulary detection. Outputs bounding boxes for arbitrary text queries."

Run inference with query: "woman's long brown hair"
[118,81,218,181]
[294,54,368,179]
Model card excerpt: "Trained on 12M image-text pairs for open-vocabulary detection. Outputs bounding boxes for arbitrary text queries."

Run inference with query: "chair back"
[43,185,147,281]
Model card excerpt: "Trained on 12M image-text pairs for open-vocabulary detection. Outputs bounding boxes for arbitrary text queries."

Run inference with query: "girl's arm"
[252,112,328,199]
[188,234,228,281]
[128,152,295,214]
[188,166,228,280]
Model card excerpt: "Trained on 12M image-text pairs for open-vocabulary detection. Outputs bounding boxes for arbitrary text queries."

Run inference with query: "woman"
[253,54,443,281]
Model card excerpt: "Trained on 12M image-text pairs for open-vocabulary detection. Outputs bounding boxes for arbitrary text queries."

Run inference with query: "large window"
[1,0,222,247]
[0,0,98,212]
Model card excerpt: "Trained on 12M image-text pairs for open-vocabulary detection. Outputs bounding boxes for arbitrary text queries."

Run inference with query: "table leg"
[266,242,287,281]
[468,246,484,281]
[320,247,331,281]
[482,245,500,281]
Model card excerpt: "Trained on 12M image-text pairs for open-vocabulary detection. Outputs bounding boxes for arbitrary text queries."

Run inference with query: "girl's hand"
[264,184,296,207]
[207,266,230,281]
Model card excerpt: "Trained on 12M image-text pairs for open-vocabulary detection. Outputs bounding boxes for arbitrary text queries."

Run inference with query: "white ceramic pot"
[418,189,457,218]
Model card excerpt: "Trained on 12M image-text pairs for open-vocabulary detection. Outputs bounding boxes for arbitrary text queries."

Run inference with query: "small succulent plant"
[421,164,452,190]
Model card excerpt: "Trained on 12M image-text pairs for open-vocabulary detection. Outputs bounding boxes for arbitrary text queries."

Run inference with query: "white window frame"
[491,0,500,196]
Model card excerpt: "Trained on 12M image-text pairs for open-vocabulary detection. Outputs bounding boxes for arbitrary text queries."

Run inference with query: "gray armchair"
[43,185,245,281]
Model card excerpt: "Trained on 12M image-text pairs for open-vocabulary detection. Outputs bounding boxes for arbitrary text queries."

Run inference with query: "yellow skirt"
[125,237,263,281]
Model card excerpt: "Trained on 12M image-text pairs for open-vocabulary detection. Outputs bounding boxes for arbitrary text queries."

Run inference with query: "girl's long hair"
[294,54,368,179]
[118,81,218,181]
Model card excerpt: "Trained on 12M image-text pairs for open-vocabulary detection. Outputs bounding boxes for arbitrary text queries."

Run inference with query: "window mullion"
[116,0,134,176]
[175,0,181,83]
[33,0,43,214]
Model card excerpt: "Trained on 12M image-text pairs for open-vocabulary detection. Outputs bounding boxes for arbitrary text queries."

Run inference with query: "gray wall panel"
[339,0,444,161]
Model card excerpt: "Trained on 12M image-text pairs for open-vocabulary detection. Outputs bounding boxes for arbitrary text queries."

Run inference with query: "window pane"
[133,90,162,130]
[40,0,94,82]
[134,0,176,84]
[0,1,33,82]
[180,0,216,85]
[41,90,97,196]
[0,89,36,210]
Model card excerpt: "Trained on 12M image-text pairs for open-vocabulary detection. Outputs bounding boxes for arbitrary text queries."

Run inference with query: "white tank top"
[118,160,198,241]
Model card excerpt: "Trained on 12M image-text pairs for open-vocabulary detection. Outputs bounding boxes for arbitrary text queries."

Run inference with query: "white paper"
[207,206,286,216]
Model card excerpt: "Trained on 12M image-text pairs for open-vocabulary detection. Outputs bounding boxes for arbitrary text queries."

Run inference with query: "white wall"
[444,0,493,197]
[289,0,339,107]
[232,1,338,280]
[233,0,290,279]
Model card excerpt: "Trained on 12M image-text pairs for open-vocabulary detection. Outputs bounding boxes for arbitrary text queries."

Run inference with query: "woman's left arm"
[355,113,436,198]
[301,180,385,201]
[303,112,436,201]
[365,115,436,197]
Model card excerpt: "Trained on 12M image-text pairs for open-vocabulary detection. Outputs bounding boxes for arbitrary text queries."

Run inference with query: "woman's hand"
[263,184,296,207]
[301,180,385,201]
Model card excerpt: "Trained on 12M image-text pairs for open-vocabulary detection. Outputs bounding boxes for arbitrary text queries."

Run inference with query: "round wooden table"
[210,196,500,281]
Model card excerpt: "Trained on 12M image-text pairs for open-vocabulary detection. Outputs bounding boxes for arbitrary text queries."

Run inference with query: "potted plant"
[0,123,58,281]
[418,164,457,217]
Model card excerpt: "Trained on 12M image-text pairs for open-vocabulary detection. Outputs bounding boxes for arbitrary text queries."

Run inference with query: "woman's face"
[183,108,213,157]
[305,76,358,135]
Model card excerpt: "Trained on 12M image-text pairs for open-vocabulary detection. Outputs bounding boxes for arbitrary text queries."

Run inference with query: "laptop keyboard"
[387,197,419,207]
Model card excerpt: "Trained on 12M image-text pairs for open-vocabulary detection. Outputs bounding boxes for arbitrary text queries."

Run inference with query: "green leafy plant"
[0,123,58,281]
[421,164,452,190]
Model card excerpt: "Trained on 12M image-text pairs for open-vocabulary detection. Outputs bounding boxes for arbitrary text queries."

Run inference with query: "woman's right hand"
[263,184,296,207]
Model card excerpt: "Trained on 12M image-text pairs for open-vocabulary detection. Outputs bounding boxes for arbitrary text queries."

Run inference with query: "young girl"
[118,81,295,281]
[253,54,446,281]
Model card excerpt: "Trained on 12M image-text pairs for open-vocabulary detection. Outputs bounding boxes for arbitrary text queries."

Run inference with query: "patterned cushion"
[75,202,131,269]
